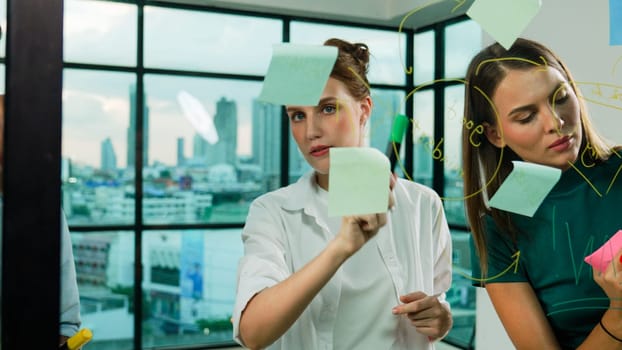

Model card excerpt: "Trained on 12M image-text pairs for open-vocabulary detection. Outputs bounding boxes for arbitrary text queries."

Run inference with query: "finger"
[400,291,428,303]
[357,214,378,231]
[390,172,397,190]
[388,190,395,210]
[393,295,435,315]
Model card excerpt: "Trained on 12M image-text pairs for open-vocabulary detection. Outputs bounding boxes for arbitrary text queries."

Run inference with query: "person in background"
[463,38,622,349]
[232,38,453,349]
[0,94,82,346]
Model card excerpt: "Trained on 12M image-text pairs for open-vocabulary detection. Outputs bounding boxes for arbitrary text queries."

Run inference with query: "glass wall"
[413,18,482,349]
[62,1,482,348]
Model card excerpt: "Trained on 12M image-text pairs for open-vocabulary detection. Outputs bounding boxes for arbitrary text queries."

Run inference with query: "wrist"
[327,237,354,263]
[602,308,622,339]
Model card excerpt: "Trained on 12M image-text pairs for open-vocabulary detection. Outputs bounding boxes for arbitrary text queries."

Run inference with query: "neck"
[315,172,328,190]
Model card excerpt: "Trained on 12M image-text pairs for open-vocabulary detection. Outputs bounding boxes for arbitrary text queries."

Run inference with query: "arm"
[487,276,622,350]
[486,282,561,349]
[59,212,81,341]
[577,249,622,350]
[239,214,386,349]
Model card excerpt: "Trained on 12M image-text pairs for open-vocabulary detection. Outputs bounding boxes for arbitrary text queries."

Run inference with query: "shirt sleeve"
[232,197,291,346]
[470,215,527,287]
[431,194,453,309]
[60,211,81,337]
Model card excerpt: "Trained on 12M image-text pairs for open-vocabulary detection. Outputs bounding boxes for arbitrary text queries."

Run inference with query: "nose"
[543,105,565,134]
[306,112,322,140]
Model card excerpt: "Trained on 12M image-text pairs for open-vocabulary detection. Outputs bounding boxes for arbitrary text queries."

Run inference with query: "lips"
[310,145,330,157]
[549,135,571,149]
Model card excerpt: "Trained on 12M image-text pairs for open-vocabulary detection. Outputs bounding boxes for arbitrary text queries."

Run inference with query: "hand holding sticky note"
[584,230,622,274]
[328,147,390,217]
[258,44,338,106]
[488,161,561,217]
[467,0,542,49]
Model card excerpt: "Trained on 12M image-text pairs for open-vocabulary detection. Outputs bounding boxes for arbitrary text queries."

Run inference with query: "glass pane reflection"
[142,229,243,348]
[144,74,280,224]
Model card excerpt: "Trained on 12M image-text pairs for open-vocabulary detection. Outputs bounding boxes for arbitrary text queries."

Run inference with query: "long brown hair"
[462,38,615,277]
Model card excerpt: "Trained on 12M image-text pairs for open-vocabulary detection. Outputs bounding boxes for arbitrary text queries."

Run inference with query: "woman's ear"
[359,95,372,126]
[483,122,505,148]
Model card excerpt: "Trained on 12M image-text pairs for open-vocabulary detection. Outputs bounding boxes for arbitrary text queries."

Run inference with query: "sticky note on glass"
[611,0,622,45]
[488,161,561,217]
[328,147,390,217]
[467,0,542,50]
[585,230,622,273]
[258,44,338,106]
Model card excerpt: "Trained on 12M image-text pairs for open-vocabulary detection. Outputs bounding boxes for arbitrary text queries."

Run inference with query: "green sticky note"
[467,0,542,50]
[328,147,390,217]
[489,161,561,217]
[258,44,338,106]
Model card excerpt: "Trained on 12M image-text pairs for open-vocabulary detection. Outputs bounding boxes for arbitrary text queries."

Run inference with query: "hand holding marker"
[386,114,409,172]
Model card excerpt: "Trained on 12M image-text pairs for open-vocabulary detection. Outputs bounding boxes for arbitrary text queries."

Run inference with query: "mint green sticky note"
[489,161,561,217]
[258,44,338,106]
[467,0,542,50]
[328,148,390,217]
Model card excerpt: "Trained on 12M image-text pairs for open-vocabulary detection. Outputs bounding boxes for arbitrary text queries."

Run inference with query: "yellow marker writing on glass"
[59,328,93,350]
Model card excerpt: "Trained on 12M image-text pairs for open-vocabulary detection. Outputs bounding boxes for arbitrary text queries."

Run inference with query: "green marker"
[386,114,409,171]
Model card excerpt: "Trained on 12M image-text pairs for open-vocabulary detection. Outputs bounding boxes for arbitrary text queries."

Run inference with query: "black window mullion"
[2,0,63,348]
[433,23,445,197]
[404,31,415,176]
[134,1,145,349]
[280,18,290,187]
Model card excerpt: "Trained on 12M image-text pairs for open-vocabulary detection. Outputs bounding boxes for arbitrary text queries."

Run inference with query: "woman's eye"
[517,113,535,124]
[321,105,337,114]
[290,112,305,122]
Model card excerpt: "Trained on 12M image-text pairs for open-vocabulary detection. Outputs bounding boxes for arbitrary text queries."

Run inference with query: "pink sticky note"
[584,230,622,273]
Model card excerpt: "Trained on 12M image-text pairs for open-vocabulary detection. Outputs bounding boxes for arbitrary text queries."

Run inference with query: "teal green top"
[471,153,622,349]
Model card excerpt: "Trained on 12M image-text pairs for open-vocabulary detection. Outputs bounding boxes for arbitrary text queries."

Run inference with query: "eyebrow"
[507,82,568,117]
[285,97,338,113]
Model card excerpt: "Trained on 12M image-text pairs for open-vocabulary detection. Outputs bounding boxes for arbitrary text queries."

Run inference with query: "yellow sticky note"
[489,161,561,217]
[467,0,542,50]
[328,147,390,217]
[258,44,338,106]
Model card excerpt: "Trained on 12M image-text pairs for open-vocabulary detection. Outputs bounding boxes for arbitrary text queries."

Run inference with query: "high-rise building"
[414,135,433,187]
[252,100,280,173]
[206,97,237,166]
[252,99,281,191]
[101,137,117,172]
[176,137,185,167]
[192,133,208,163]
[127,84,150,168]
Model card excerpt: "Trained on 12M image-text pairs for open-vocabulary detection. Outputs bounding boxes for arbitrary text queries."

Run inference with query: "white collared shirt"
[232,171,452,350]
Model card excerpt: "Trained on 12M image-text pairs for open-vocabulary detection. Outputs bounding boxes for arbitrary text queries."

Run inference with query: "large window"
[62,1,481,348]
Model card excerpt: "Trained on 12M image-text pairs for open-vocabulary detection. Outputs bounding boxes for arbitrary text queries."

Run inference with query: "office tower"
[101,137,117,172]
[252,99,281,191]
[206,97,237,166]
[414,135,433,187]
[177,137,185,167]
[192,133,208,163]
[127,84,150,168]
[252,99,280,174]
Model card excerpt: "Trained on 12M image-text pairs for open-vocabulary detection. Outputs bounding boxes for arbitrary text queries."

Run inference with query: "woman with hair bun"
[232,38,453,349]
